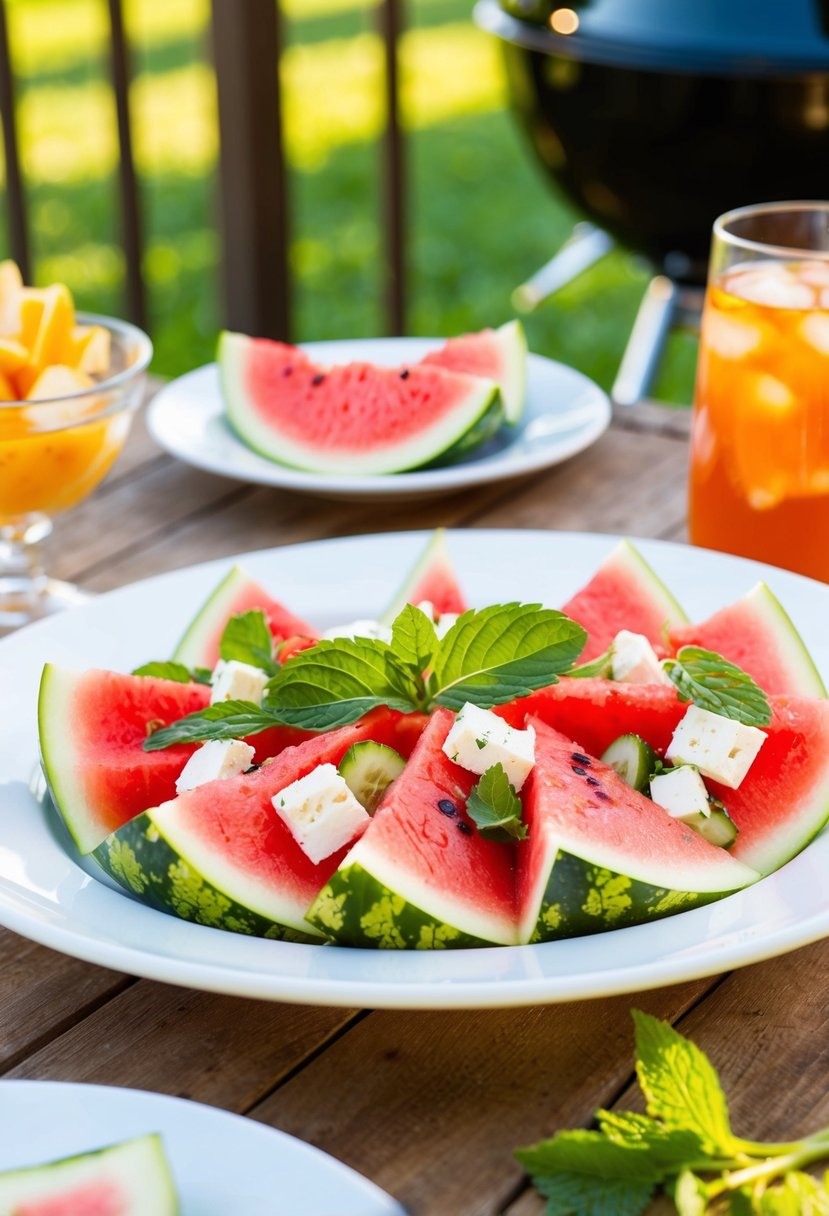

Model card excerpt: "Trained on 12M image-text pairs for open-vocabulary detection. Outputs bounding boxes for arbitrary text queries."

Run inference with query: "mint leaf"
[597,1111,706,1168]
[759,1173,829,1215]
[633,1010,737,1157]
[567,646,614,679]
[466,763,527,841]
[391,603,439,674]
[661,646,771,727]
[264,637,419,730]
[132,661,200,684]
[670,1169,714,1216]
[516,1129,665,1183]
[143,700,280,750]
[219,610,278,676]
[430,604,586,710]
[533,1171,655,1216]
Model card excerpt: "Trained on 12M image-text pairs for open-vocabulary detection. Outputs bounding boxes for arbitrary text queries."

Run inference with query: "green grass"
[0,0,696,401]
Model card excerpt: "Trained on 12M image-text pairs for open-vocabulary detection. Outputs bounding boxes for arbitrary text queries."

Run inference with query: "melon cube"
[442,702,535,791]
[175,738,255,793]
[272,763,369,864]
[665,705,766,789]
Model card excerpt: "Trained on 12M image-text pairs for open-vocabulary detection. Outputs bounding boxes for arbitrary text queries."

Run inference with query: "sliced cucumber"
[600,734,657,792]
[338,741,406,814]
[679,807,739,850]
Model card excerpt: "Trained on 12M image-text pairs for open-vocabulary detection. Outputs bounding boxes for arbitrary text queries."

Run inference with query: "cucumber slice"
[680,807,739,850]
[600,734,656,792]
[338,741,406,814]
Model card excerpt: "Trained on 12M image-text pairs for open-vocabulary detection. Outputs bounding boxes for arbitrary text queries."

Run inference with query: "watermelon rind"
[173,564,252,667]
[492,319,528,426]
[0,1133,178,1214]
[669,581,827,699]
[380,528,466,624]
[422,319,527,425]
[93,810,323,942]
[219,330,502,476]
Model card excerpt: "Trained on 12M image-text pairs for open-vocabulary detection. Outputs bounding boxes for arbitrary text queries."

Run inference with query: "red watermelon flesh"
[562,540,688,661]
[421,320,527,424]
[38,666,311,855]
[173,565,318,670]
[381,528,468,623]
[338,707,518,944]
[15,1181,123,1215]
[502,678,829,876]
[667,582,826,699]
[144,709,425,927]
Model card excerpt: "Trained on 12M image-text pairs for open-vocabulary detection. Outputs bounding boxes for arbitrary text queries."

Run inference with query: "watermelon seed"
[311,373,325,386]
[586,775,601,787]
[457,821,472,835]
[283,366,293,376]
[244,764,260,774]
[438,799,458,817]
[400,368,410,379]
[571,765,587,776]
[571,752,591,765]
[595,790,610,801]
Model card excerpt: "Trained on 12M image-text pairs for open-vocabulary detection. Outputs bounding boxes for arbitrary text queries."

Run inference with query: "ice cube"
[801,314,829,356]
[730,265,816,311]
[755,374,795,411]
[704,312,762,359]
[797,260,829,289]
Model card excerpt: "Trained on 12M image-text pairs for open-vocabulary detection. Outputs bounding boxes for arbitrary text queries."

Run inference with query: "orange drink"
[689,203,829,582]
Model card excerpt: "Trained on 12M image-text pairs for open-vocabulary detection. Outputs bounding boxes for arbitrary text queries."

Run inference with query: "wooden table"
[5,392,829,1215]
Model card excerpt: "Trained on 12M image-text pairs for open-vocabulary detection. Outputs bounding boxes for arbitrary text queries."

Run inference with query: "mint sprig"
[144,602,586,748]
[466,763,527,841]
[566,645,614,679]
[516,1011,829,1215]
[219,609,278,676]
[661,646,771,727]
[143,700,283,750]
[132,661,212,685]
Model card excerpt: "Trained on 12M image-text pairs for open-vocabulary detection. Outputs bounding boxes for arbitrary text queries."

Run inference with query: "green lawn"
[0,0,696,400]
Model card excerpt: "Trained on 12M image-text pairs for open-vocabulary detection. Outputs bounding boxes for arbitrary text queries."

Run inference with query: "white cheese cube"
[665,705,766,789]
[611,631,672,685]
[320,619,393,644]
[210,659,269,706]
[175,739,255,794]
[441,702,536,791]
[272,763,369,865]
[650,765,711,819]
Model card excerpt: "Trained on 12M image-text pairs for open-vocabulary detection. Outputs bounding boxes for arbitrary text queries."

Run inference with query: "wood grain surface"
[4,386,827,1216]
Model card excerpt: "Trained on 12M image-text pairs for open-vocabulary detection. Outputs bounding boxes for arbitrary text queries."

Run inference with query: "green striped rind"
[491,319,527,425]
[0,1134,178,1214]
[529,850,719,943]
[425,390,504,466]
[172,564,247,667]
[93,813,320,943]
[616,539,689,628]
[308,862,497,949]
[734,583,826,698]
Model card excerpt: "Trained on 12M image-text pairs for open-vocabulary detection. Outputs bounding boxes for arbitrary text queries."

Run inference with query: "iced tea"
[689,259,829,581]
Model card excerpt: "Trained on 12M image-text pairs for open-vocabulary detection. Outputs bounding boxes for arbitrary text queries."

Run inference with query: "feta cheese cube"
[611,631,672,686]
[175,739,255,794]
[665,705,766,789]
[272,763,369,865]
[321,619,393,644]
[210,659,269,706]
[649,765,711,819]
[441,702,535,791]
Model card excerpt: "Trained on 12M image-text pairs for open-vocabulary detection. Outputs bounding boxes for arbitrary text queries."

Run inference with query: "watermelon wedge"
[173,564,318,669]
[93,709,426,940]
[517,719,758,942]
[39,666,309,854]
[380,528,468,624]
[421,320,527,425]
[219,331,503,475]
[667,582,826,698]
[503,678,829,877]
[0,1134,177,1215]
[307,708,518,947]
[562,540,688,660]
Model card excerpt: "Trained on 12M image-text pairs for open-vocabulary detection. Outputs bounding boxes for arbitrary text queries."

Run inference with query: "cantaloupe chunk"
[0,336,29,375]
[0,369,17,401]
[63,323,111,374]
[26,364,94,401]
[0,259,23,335]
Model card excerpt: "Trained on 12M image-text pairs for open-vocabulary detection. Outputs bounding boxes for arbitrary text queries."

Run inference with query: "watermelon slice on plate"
[562,539,688,660]
[219,331,503,476]
[380,528,468,624]
[0,1134,176,1216]
[93,709,424,941]
[517,719,758,943]
[421,320,527,425]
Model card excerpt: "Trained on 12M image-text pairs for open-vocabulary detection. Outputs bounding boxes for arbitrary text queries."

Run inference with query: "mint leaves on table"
[661,646,772,728]
[516,1010,829,1215]
[466,763,527,842]
[144,602,586,749]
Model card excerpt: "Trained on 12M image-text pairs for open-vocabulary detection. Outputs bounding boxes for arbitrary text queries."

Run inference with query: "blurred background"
[0,0,697,398]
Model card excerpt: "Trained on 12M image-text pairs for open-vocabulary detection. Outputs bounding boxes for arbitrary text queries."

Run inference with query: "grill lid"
[479,0,829,74]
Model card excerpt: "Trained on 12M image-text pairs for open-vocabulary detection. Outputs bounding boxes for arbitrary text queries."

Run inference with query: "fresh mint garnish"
[143,700,282,750]
[466,763,527,841]
[661,646,771,727]
[567,645,614,679]
[132,661,204,685]
[390,603,439,674]
[516,1011,829,1215]
[429,603,586,711]
[219,610,278,676]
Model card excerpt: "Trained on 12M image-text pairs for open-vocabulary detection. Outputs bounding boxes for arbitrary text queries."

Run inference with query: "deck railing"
[0,0,407,341]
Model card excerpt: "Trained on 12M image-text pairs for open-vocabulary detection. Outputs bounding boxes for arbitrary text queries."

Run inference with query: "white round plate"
[146,338,611,500]
[2,530,829,1009]
[0,1080,404,1215]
